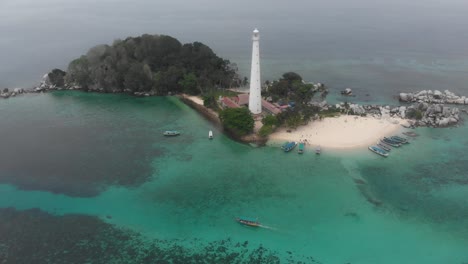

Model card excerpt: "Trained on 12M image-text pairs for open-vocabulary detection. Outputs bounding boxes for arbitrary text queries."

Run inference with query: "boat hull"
[281,141,297,152]
[381,138,400,147]
[377,143,391,152]
[235,218,260,227]
[298,143,305,154]
[163,131,180,136]
[369,146,388,157]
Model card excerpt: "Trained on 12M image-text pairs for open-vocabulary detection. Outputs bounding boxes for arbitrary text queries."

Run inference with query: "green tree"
[203,94,217,109]
[286,113,302,129]
[179,73,199,95]
[64,34,237,95]
[282,72,302,83]
[219,108,254,136]
[259,125,274,137]
[262,115,278,127]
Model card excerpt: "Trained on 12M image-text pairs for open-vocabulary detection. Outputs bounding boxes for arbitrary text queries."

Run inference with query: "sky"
[1,0,468,87]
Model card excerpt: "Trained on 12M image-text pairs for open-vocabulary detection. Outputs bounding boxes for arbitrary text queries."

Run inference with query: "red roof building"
[221,97,240,108]
[221,94,282,115]
[261,99,282,115]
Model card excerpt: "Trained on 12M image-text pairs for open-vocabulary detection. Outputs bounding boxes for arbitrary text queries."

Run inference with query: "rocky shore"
[2,73,465,130]
[1,73,159,99]
[332,100,462,128]
[0,88,26,98]
[400,90,468,105]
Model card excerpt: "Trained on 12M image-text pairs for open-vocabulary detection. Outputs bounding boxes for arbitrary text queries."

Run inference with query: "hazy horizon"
[1,0,468,89]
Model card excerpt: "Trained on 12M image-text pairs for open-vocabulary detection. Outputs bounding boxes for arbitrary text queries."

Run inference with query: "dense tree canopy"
[219,107,254,136]
[63,34,238,95]
[48,69,66,87]
[265,72,335,129]
[266,72,315,104]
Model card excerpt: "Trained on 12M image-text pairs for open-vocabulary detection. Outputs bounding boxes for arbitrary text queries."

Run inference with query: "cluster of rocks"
[332,101,462,128]
[30,73,157,97]
[400,90,468,105]
[0,88,25,98]
[340,88,353,96]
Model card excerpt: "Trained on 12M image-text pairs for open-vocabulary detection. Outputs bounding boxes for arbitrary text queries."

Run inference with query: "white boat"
[209,130,213,139]
[368,146,388,157]
[163,130,180,136]
[315,146,321,155]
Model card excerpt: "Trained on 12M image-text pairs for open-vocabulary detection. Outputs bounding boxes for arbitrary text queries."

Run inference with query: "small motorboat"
[377,143,391,152]
[209,130,213,139]
[390,136,408,144]
[403,131,419,137]
[369,146,389,157]
[163,130,180,136]
[381,138,400,147]
[235,217,260,227]
[281,141,297,152]
[298,142,305,154]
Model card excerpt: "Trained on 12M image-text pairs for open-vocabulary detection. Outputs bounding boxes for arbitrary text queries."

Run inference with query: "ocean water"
[0,91,467,263]
[2,1,468,262]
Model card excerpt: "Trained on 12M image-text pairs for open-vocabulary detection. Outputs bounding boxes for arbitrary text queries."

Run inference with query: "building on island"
[220,94,282,115]
[219,28,283,116]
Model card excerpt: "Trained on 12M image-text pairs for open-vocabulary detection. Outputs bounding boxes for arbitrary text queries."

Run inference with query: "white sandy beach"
[185,95,204,105]
[269,115,407,149]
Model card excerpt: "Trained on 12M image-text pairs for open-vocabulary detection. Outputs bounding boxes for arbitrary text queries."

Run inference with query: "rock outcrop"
[400,90,468,105]
[332,100,462,128]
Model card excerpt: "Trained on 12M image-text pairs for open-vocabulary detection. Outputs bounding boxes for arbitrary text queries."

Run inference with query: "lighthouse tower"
[248,28,262,114]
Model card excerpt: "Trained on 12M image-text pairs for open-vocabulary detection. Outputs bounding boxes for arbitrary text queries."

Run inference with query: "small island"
[2,32,465,150]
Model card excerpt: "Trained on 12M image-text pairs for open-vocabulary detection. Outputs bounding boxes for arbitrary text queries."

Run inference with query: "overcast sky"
[1,0,468,87]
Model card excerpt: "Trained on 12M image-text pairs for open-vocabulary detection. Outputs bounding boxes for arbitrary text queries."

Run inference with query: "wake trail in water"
[258,224,277,230]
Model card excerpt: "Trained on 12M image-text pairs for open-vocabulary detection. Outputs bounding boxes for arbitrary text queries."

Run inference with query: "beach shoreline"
[268,115,407,150]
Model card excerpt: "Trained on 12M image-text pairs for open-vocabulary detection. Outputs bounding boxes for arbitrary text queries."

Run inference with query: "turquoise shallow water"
[0,92,468,263]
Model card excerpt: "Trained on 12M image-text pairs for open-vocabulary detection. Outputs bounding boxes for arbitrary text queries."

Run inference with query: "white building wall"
[248,29,262,114]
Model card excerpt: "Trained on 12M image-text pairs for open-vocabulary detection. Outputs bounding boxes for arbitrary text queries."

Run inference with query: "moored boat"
[377,143,391,152]
[281,141,297,152]
[379,140,396,148]
[403,131,419,137]
[235,217,260,227]
[381,138,400,147]
[298,142,305,154]
[163,130,180,136]
[209,130,213,139]
[369,146,389,157]
[390,136,408,144]
[315,146,321,154]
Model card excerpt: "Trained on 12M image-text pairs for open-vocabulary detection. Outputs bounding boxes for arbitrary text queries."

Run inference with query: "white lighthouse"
[248,28,262,114]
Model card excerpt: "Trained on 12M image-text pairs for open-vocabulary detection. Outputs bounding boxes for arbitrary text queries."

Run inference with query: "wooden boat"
[377,143,391,152]
[298,142,305,154]
[163,130,180,136]
[379,140,396,148]
[235,217,260,227]
[209,130,213,139]
[381,138,400,147]
[369,146,388,157]
[281,141,297,152]
[315,146,321,155]
[390,136,408,144]
[403,131,419,137]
